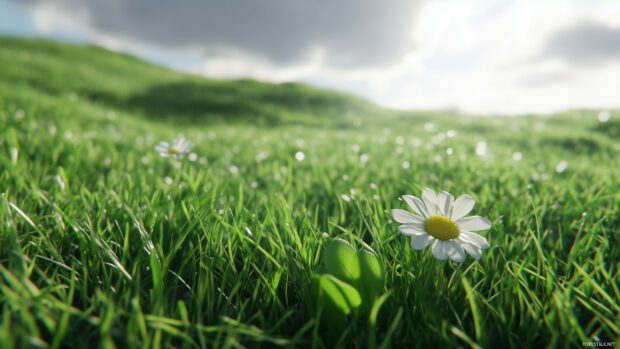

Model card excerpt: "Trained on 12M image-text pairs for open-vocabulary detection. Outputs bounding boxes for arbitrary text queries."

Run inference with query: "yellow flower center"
[425,215,460,240]
[167,147,180,155]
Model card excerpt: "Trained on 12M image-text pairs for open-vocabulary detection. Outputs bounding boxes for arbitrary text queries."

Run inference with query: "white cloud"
[16,0,620,114]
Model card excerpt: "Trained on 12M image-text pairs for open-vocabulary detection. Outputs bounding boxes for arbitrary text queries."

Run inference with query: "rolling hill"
[0,37,388,126]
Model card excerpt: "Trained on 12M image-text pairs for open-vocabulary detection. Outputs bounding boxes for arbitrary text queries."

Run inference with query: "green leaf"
[312,273,362,333]
[150,253,164,312]
[314,274,362,315]
[323,238,361,284]
[357,249,385,303]
[322,239,386,313]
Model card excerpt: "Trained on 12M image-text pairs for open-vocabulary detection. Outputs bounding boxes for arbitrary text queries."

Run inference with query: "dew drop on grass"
[55,174,65,191]
[255,151,269,162]
[475,141,487,156]
[14,109,25,121]
[360,153,369,164]
[555,160,568,173]
[598,110,610,123]
[9,148,18,164]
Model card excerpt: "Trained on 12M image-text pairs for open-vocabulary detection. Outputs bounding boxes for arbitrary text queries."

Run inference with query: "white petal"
[391,209,424,224]
[411,234,434,250]
[398,224,426,236]
[438,191,454,216]
[445,240,465,262]
[459,231,490,249]
[432,240,449,260]
[421,188,438,215]
[402,195,428,217]
[451,194,476,220]
[457,216,492,232]
[460,241,483,260]
[181,141,193,152]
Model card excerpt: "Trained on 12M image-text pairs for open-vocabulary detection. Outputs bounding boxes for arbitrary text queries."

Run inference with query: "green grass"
[1,37,619,348]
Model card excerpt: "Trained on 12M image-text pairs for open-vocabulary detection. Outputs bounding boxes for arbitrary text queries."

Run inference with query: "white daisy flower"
[154,138,193,159]
[392,188,491,262]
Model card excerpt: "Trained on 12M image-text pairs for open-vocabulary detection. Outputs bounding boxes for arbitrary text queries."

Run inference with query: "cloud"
[19,0,424,68]
[541,21,620,66]
[8,0,620,114]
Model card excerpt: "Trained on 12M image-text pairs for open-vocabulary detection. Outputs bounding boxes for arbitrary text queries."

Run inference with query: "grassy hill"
[0,37,619,348]
[0,37,387,126]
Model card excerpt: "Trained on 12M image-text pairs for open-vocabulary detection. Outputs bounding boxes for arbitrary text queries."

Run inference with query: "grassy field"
[1,37,619,348]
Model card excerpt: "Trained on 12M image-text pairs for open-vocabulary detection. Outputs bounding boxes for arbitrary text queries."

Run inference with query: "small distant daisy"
[155,138,193,159]
[392,188,491,262]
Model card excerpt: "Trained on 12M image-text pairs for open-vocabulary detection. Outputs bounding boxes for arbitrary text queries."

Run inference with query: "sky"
[1,0,619,115]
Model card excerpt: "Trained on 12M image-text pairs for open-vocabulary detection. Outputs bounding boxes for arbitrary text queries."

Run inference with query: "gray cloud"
[542,21,620,66]
[19,0,424,68]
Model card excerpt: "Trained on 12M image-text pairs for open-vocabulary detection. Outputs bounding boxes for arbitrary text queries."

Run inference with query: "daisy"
[392,188,491,262]
[154,137,193,159]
